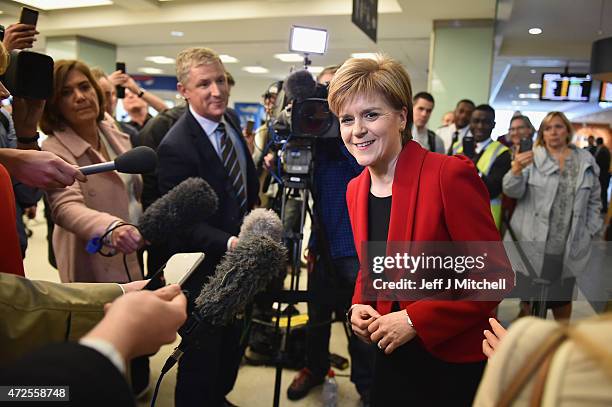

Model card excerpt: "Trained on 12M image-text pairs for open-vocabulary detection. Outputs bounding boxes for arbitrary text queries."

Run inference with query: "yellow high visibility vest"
[452,139,509,230]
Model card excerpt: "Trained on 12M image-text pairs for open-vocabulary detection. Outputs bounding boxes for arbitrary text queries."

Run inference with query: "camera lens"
[292,99,332,137]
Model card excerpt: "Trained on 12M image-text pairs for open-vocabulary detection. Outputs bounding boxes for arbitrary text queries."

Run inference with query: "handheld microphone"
[78,146,157,175]
[138,177,218,245]
[161,209,285,373]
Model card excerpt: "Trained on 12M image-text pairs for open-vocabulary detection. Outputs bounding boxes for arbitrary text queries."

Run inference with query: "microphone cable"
[87,222,140,282]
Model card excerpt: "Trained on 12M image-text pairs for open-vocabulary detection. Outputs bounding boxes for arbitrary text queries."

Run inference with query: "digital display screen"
[540,73,591,102]
[599,82,612,103]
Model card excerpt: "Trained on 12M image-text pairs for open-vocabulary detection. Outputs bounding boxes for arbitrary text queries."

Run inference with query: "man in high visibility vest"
[451,104,511,230]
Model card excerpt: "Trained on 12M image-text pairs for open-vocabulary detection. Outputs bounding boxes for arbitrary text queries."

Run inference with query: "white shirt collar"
[475,136,493,154]
[189,104,223,136]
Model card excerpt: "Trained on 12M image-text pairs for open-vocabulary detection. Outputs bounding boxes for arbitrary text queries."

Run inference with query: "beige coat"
[42,117,142,283]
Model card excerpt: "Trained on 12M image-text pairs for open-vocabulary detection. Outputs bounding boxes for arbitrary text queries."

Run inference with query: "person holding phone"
[328,55,510,406]
[450,104,511,230]
[503,111,602,320]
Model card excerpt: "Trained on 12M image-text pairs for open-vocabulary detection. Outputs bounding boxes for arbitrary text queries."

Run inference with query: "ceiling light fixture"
[145,56,175,64]
[219,55,239,63]
[518,93,539,99]
[242,66,269,74]
[528,28,543,35]
[170,31,184,37]
[351,53,378,59]
[138,67,163,75]
[529,83,542,89]
[13,0,112,10]
[274,53,304,62]
[530,69,537,74]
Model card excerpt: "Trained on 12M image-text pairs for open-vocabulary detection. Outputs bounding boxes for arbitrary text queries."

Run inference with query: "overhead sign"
[352,0,378,43]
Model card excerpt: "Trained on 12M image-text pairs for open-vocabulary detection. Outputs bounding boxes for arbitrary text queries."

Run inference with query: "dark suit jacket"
[156,109,258,300]
[347,141,513,364]
[0,342,134,406]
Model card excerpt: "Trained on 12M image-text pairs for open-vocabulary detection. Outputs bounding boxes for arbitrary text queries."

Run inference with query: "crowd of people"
[0,16,610,407]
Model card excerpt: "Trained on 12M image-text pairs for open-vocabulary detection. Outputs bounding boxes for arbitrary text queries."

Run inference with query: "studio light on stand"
[289,25,328,70]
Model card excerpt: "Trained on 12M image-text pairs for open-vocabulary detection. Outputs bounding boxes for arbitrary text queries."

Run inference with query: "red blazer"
[0,164,24,277]
[347,141,507,363]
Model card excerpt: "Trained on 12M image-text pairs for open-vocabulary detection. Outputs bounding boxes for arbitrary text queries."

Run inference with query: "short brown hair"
[176,47,223,85]
[40,60,105,135]
[328,55,413,145]
[535,111,573,147]
[316,65,339,82]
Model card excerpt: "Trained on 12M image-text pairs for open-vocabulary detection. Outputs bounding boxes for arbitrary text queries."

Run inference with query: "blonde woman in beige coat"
[41,60,143,283]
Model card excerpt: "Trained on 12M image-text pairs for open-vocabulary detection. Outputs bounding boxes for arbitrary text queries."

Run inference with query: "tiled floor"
[21,212,599,407]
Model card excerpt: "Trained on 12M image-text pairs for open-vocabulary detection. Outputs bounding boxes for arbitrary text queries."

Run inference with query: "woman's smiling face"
[338,92,407,170]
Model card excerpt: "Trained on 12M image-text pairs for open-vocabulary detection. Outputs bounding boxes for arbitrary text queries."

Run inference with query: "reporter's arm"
[0,273,123,364]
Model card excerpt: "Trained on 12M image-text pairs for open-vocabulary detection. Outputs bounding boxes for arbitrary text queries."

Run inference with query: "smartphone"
[144,252,205,291]
[246,119,255,134]
[519,137,533,153]
[462,136,475,158]
[19,7,39,26]
[115,62,126,99]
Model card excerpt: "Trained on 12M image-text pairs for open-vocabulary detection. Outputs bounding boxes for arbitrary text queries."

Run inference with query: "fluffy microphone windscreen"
[284,69,316,102]
[194,235,287,325]
[138,177,218,244]
[239,208,283,242]
[114,146,158,174]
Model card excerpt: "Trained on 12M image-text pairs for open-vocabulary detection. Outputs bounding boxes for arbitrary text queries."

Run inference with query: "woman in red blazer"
[327,56,511,406]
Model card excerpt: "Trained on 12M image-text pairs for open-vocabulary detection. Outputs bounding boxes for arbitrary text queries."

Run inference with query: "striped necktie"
[218,123,247,212]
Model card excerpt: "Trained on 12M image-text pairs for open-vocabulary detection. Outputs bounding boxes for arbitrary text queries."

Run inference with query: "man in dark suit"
[595,137,611,213]
[156,47,259,407]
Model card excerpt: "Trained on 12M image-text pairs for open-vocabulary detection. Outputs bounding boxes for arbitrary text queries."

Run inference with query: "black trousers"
[175,320,246,407]
[370,339,485,407]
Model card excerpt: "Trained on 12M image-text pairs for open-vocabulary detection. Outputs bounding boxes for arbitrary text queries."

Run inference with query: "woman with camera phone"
[503,111,601,320]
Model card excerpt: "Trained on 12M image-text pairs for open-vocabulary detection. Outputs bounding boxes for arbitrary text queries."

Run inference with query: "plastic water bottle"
[322,368,338,407]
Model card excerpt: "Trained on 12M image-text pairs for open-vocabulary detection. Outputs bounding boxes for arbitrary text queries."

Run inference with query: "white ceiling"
[0,0,496,102]
[0,0,610,118]
[491,0,612,116]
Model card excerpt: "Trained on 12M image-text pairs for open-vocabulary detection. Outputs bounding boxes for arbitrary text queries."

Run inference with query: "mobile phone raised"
[19,7,39,26]
[519,137,533,153]
[115,62,126,99]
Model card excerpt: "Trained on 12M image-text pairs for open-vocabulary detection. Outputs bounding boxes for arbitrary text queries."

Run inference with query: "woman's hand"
[350,304,380,344]
[482,318,507,358]
[368,310,417,354]
[111,224,144,254]
[511,151,534,175]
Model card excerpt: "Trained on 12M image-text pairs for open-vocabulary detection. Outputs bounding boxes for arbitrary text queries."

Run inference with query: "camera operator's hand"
[3,23,38,51]
[0,149,87,189]
[12,97,45,145]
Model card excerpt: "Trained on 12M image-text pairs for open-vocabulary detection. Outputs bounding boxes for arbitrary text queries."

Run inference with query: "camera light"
[289,26,328,55]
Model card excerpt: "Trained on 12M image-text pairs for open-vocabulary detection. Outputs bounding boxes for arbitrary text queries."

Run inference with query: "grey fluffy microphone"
[138,177,218,244]
[159,210,285,385]
[78,146,157,175]
[194,208,285,325]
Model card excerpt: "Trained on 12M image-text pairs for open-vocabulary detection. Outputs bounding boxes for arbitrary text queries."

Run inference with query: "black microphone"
[284,69,317,102]
[138,177,218,245]
[78,146,157,175]
[161,209,285,373]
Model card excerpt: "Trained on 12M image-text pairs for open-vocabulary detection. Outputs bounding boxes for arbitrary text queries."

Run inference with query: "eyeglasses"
[509,125,527,133]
